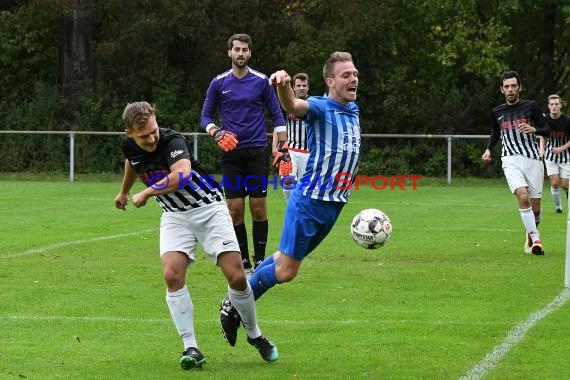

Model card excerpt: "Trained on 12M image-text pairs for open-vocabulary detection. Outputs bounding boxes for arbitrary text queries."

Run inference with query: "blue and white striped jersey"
[296,96,361,203]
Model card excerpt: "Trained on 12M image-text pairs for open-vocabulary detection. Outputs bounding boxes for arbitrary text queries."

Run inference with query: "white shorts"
[159,202,240,263]
[544,159,570,179]
[501,155,544,198]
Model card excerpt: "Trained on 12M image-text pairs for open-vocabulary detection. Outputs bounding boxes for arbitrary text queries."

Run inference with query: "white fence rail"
[0,130,489,183]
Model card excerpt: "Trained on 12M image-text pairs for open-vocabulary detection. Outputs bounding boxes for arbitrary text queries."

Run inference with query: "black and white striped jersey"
[487,100,550,160]
[286,113,308,151]
[122,128,223,212]
[544,114,570,164]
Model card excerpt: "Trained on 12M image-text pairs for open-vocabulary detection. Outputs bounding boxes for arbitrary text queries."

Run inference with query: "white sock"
[228,283,262,339]
[520,207,540,242]
[166,285,197,350]
[552,187,562,210]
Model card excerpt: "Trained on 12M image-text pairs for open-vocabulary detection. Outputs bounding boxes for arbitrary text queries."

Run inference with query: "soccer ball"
[350,208,392,249]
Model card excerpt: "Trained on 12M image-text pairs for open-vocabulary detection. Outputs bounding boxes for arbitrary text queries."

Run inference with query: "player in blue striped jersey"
[115,102,278,368]
[220,52,360,345]
[539,94,570,213]
[200,34,289,275]
[481,70,550,255]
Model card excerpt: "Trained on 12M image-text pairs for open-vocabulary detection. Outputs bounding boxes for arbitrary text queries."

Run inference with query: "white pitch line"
[0,228,157,260]
[460,288,570,380]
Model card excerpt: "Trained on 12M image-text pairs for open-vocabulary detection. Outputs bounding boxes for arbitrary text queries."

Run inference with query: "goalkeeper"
[200,33,288,275]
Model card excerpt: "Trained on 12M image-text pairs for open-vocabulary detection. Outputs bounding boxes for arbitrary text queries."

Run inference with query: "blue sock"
[249,262,279,300]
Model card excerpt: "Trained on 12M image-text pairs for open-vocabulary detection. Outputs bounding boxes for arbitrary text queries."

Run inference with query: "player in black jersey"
[539,94,570,213]
[114,102,278,369]
[272,72,311,202]
[481,71,550,255]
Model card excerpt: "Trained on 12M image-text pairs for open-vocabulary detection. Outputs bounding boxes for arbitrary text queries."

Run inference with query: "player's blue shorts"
[278,190,345,260]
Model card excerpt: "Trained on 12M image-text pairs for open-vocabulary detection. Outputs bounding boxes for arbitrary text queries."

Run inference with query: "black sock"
[234,223,251,269]
[252,220,268,267]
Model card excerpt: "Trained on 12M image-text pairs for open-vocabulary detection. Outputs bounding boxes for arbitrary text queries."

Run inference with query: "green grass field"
[1,177,570,379]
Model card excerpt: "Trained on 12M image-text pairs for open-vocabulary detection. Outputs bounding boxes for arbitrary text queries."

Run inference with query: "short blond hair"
[322,52,353,79]
[548,94,561,102]
[122,101,155,129]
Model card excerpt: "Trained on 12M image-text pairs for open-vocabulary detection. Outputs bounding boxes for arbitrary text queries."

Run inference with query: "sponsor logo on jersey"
[170,149,183,158]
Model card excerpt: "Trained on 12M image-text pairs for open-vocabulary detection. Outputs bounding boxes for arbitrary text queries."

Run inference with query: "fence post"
[69,132,75,182]
[447,135,452,184]
[193,133,198,160]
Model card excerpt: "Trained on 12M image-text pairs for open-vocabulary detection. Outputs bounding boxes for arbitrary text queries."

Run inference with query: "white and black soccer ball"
[350,208,392,249]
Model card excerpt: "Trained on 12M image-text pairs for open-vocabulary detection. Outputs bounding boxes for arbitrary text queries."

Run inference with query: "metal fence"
[0,130,490,183]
